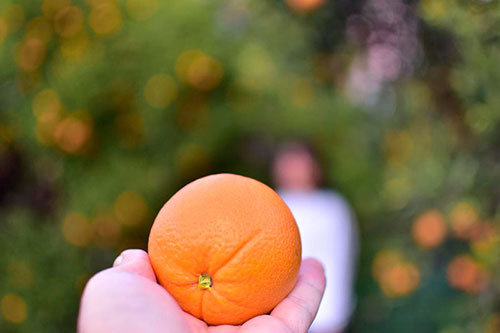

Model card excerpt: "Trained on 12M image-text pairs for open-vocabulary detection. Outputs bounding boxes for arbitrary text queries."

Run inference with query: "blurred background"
[1,0,500,331]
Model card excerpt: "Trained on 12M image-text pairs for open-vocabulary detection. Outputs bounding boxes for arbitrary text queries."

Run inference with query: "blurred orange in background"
[412,210,447,249]
[286,0,325,13]
[0,0,499,331]
[447,254,489,293]
[372,250,420,298]
[449,202,479,239]
[1,294,28,324]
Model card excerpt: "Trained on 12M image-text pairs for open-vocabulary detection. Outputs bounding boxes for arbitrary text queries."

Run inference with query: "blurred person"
[272,141,359,333]
[78,249,325,332]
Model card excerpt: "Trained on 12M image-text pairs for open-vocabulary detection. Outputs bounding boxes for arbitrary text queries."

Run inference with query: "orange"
[447,254,489,293]
[286,0,324,13]
[412,210,447,249]
[148,174,301,325]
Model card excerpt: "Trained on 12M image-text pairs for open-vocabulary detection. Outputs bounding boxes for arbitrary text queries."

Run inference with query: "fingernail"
[113,255,123,267]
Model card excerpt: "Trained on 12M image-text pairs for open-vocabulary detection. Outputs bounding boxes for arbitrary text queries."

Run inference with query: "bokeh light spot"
[144,74,178,108]
[236,44,275,90]
[450,202,479,239]
[89,3,123,36]
[471,223,500,257]
[34,90,63,146]
[53,113,93,154]
[54,6,84,38]
[176,50,224,91]
[382,262,420,297]
[33,89,62,117]
[412,210,447,249]
[420,0,449,20]
[372,250,420,297]
[62,212,93,247]
[15,38,46,72]
[1,294,27,324]
[285,0,325,13]
[447,254,489,293]
[372,250,402,281]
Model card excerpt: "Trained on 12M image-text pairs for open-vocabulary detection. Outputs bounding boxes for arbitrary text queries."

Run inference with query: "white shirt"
[279,189,358,333]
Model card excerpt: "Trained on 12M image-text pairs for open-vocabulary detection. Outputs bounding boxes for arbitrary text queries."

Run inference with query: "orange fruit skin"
[148,174,301,325]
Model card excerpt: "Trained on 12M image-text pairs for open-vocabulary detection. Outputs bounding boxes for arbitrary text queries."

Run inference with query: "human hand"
[78,249,326,333]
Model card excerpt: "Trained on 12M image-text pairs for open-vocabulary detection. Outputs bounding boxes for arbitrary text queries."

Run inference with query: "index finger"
[270,258,326,333]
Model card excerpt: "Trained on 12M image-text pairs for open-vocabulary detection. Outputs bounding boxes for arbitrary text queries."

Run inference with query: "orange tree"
[1,0,500,332]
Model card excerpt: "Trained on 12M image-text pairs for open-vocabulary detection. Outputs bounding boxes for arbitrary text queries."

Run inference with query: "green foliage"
[0,0,499,331]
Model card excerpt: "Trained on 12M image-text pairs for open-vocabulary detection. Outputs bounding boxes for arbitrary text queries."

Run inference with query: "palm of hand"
[187,313,302,332]
[78,250,325,333]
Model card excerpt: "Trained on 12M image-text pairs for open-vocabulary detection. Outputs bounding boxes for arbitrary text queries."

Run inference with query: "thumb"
[111,249,157,282]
